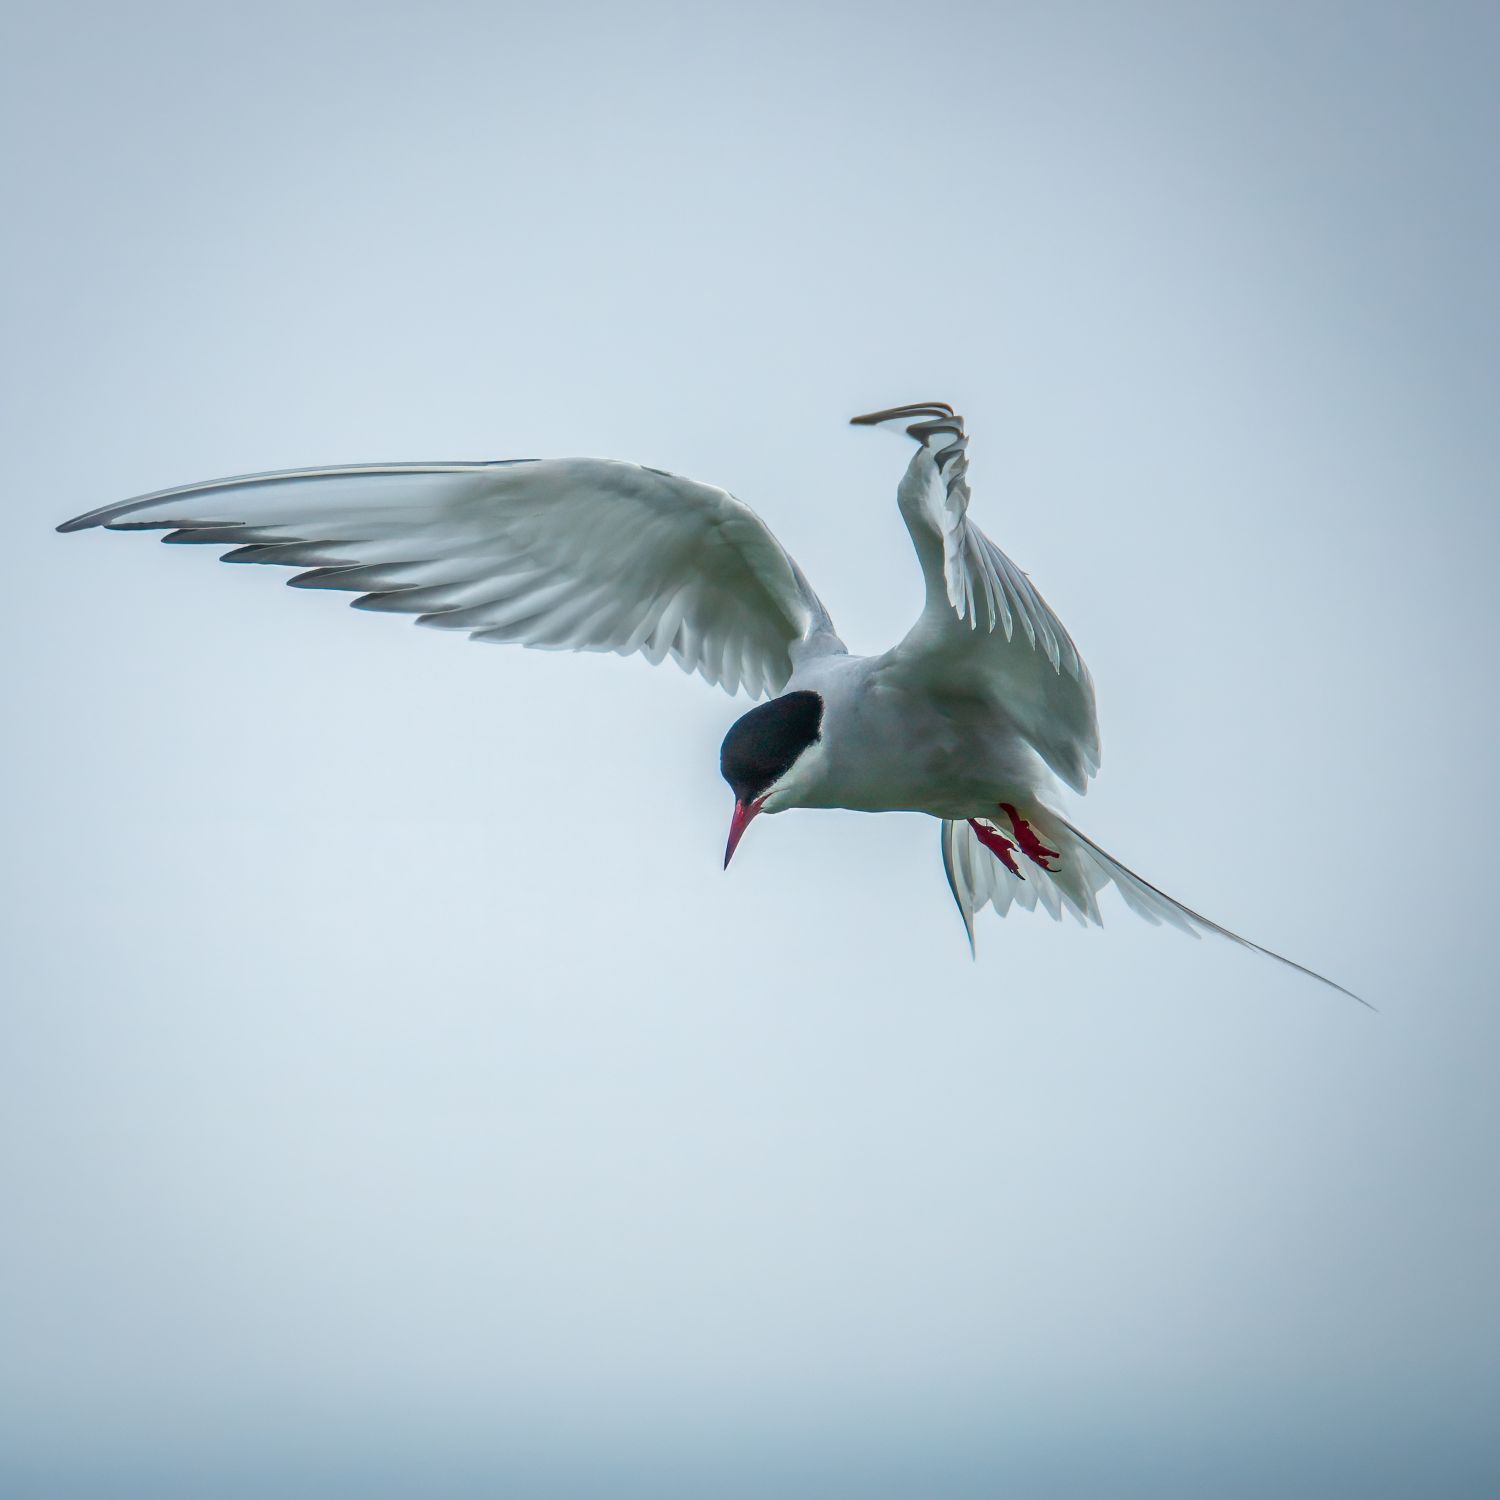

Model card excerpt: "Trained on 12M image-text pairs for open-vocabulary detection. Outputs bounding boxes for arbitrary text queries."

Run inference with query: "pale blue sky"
[3,2,1497,1495]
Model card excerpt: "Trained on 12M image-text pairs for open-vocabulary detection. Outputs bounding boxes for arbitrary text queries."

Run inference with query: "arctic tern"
[59,401,1359,1000]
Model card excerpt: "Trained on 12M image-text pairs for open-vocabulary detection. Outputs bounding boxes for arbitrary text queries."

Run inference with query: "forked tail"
[940,807,1366,1005]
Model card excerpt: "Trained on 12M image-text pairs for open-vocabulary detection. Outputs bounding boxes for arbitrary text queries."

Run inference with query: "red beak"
[723,797,765,868]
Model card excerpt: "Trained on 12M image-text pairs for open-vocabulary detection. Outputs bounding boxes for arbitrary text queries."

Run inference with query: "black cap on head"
[720,690,824,804]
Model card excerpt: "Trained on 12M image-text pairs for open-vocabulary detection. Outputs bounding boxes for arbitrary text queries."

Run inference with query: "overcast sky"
[3,2,1497,1495]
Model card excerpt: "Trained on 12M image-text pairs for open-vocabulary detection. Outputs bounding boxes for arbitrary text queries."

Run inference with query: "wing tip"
[57,511,106,534]
[58,498,177,533]
[850,400,956,429]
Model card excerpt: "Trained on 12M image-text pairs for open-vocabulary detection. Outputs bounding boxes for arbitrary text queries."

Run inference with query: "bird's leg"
[968,818,1024,879]
[999,804,1061,872]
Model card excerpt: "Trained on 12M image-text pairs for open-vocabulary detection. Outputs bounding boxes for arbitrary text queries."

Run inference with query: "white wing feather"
[59,457,840,699]
[852,403,1101,793]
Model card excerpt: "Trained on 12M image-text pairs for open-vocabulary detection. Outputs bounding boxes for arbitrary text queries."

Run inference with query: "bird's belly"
[813,701,1044,819]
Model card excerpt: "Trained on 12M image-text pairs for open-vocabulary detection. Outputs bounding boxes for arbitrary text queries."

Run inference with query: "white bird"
[59,401,1359,1001]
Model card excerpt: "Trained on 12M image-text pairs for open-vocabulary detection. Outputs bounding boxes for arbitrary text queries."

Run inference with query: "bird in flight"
[59,401,1359,1000]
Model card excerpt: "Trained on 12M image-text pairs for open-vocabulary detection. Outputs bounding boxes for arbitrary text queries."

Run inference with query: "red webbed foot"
[968,817,1024,878]
[999,803,1061,872]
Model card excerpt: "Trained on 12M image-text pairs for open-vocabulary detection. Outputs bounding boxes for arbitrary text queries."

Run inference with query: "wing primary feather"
[55,461,505,533]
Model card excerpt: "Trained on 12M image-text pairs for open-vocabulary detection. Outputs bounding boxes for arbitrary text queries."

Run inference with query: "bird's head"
[719,690,825,867]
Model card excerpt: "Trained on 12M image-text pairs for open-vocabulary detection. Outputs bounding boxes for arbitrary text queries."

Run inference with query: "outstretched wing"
[59,457,840,699]
[852,402,1100,793]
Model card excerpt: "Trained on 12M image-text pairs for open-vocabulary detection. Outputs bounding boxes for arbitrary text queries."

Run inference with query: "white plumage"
[58,401,1359,1000]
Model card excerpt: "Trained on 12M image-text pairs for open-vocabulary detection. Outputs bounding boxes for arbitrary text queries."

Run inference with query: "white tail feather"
[940,810,1366,1005]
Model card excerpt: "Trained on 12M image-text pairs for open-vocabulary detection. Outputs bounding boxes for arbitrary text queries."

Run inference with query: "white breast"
[771,654,1055,818]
